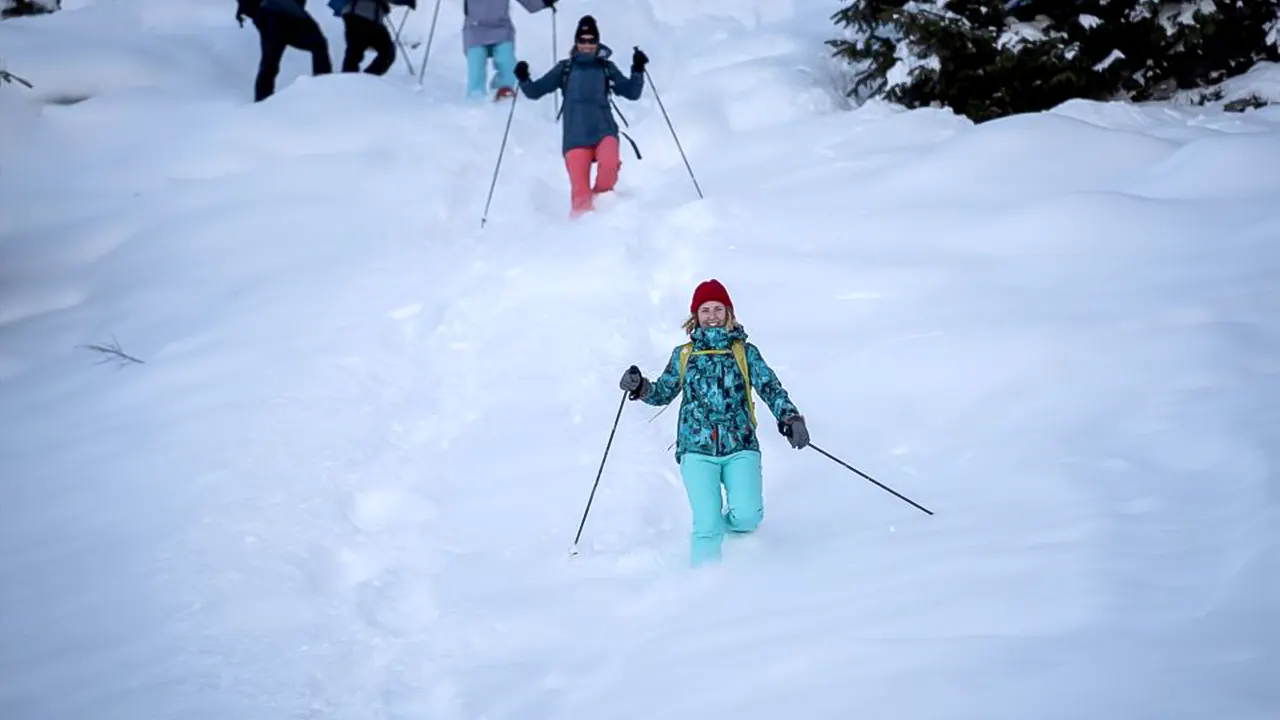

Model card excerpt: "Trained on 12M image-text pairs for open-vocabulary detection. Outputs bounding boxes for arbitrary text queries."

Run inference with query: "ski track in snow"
[2,1,1280,719]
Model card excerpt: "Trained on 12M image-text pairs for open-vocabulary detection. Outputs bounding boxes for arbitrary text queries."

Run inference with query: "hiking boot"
[494,87,516,101]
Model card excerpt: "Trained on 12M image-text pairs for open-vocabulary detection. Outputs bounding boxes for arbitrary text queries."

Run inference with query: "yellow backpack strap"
[678,341,756,428]
[677,343,693,386]
[731,340,757,428]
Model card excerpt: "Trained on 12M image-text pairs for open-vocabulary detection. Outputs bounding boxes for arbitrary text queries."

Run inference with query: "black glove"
[779,416,809,449]
[544,0,556,7]
[631,47,648,73]
[619,365,650,400]
[235,0,257,26]
[514,61,530,83]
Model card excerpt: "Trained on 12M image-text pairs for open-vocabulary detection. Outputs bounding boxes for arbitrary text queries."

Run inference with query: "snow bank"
[1171,60,1280,111]
[1,1,1278,719]
[868,111,1177,202]
[0,1,249,103]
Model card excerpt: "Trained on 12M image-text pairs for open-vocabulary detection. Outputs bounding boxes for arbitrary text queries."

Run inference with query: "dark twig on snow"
[79,335,145,367]
[0,69,33,88]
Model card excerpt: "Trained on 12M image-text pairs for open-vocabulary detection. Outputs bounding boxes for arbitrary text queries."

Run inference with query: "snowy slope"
[2,1,1280,719]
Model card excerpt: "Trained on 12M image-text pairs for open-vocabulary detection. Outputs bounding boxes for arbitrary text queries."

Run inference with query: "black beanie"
[575,15,599,43]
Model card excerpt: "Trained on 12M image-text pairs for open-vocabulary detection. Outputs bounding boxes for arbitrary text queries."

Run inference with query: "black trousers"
[253,9,333,101]
[342,14,395,75]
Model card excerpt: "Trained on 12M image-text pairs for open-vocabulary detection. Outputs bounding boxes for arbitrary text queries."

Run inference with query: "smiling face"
[697,301,728,328]
[575,38,598,54]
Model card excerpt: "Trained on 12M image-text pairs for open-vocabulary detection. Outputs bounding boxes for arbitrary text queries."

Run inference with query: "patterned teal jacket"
[642,325,800,463]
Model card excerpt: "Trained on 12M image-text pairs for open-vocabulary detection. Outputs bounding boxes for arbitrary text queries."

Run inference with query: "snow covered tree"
[830,0,1280,120]
[888,0,1011,108]
[830,0,1093,121]
[1159,0,1280,90]
[1009,0,1170,98]
[827,0,908,100]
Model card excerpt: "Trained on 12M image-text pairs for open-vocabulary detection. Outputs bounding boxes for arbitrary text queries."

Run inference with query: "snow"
[2,1,1280,719]
[1172,60,1280,109]
[997,17,1053,51]
[1164,0,1217,29]
[885,40,940,95]
[1093,48,1125,72]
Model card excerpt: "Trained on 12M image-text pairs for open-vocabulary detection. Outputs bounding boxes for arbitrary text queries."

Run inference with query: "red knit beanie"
[690,279,733,314]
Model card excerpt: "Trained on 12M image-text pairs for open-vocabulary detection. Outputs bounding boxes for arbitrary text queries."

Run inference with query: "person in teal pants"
[462,0,555,101]
[619,279,810,566]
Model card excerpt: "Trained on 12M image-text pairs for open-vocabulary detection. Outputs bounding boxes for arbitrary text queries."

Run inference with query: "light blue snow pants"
[465,41,516,100]
[679,450,764,567]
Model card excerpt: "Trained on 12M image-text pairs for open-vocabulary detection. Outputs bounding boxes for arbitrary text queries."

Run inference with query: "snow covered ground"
[2,1,1279,718]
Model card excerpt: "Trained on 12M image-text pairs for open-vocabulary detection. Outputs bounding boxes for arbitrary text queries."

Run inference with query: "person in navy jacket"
[515,15,648,216]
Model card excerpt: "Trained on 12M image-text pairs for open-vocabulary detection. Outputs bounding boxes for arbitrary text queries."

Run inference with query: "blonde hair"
[683,307,739,335]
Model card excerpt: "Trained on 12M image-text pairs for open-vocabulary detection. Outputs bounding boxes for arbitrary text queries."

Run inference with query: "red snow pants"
[563,135,621,217]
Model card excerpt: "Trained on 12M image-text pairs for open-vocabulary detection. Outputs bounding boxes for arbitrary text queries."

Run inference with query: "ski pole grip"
[625,365,643,400]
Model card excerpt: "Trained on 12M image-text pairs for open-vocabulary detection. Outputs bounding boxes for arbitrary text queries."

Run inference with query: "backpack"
[327,0,401,16]
[677,340,757,428]
[556,58,642,160]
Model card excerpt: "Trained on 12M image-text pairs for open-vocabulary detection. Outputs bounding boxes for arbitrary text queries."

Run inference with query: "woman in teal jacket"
[620,279,810,566]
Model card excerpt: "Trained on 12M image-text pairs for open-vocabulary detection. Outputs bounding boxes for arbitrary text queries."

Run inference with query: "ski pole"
[642,57,704,200]
[393,6,410,39]
[480,90,519,228]
[807,441,934,516]
[551,8,559,116]
[570,374,634,555]
[385,11,417,76]
[416,0,443,86]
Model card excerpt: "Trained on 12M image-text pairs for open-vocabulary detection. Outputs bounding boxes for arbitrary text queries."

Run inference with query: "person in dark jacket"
[514,15,648,217]
[326,0,403,76]
[237,0,333,102]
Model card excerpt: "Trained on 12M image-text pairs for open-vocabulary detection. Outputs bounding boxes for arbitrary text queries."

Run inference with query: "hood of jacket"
[569,42,613,65]
[689,324,748,350]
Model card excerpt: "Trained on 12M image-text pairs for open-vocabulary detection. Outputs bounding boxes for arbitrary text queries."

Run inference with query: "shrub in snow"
[829,0,1280,121]
[1,0,59,18]
[79,337,145,367]
[1224,93,1270,112]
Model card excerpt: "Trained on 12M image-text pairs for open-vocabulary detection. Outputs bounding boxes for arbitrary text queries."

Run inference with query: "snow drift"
[1,1,1278,719]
